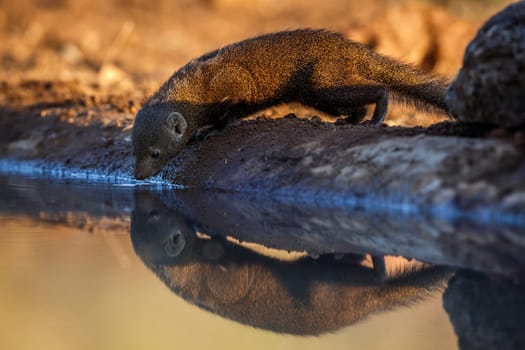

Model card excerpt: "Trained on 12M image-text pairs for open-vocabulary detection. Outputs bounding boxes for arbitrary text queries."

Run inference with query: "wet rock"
[446,1,525,128]
[444,271,525,350]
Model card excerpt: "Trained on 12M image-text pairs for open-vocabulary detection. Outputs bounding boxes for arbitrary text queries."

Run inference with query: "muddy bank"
[1,1,524,222]
[1,80,525,224]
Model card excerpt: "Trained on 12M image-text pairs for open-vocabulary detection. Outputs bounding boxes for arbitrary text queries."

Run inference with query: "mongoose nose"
[134,165,160,180]
[134,169,147,180]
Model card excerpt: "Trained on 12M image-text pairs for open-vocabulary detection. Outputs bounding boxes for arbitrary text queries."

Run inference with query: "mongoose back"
[132,29,451,179]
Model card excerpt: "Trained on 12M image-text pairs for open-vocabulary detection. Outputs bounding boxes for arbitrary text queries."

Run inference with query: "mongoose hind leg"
[372,255,387,282]
[314,85,389,124]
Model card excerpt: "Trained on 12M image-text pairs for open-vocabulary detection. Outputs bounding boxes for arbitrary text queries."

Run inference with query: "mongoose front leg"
[314,85,389,124]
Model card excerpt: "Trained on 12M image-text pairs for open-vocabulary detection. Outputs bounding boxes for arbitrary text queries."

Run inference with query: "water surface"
[1,175,524,350]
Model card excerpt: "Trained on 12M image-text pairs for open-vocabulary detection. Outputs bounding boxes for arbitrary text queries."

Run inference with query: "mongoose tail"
[354,46,451,117]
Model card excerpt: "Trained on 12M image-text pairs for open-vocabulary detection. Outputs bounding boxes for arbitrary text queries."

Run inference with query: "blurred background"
[0,0,517,125]
[0,0,515,86]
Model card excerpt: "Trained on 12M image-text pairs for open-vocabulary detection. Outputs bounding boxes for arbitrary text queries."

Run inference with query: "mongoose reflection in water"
[132,29,451,179]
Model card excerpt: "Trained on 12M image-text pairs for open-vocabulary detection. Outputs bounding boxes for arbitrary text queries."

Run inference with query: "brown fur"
[130,191,452,335]
[132,29,451,179]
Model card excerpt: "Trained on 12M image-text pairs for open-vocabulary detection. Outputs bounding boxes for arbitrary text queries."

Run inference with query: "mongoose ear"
[165,112,188,138]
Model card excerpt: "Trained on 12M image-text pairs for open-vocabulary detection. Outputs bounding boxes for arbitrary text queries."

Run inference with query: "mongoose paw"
[360,120,381,127]
[191,120,235,144]
[338,105,368,124]
[191,125,216,143]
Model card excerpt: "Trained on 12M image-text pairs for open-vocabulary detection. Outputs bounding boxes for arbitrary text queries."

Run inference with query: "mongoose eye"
[149,209,159,217]
[150,150,160,159]
[148,209,160,222]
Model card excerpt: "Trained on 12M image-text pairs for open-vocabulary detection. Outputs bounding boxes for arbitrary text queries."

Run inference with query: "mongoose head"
[132,106,190,179]
[130,191,191,264]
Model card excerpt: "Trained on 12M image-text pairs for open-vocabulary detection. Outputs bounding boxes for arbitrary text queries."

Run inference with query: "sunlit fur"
[132,29,452,179]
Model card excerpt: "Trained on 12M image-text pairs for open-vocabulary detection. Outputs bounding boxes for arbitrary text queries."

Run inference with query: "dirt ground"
[0,0,516,171]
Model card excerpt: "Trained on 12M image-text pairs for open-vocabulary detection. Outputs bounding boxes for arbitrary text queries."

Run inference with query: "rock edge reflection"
[1,176,525,347]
